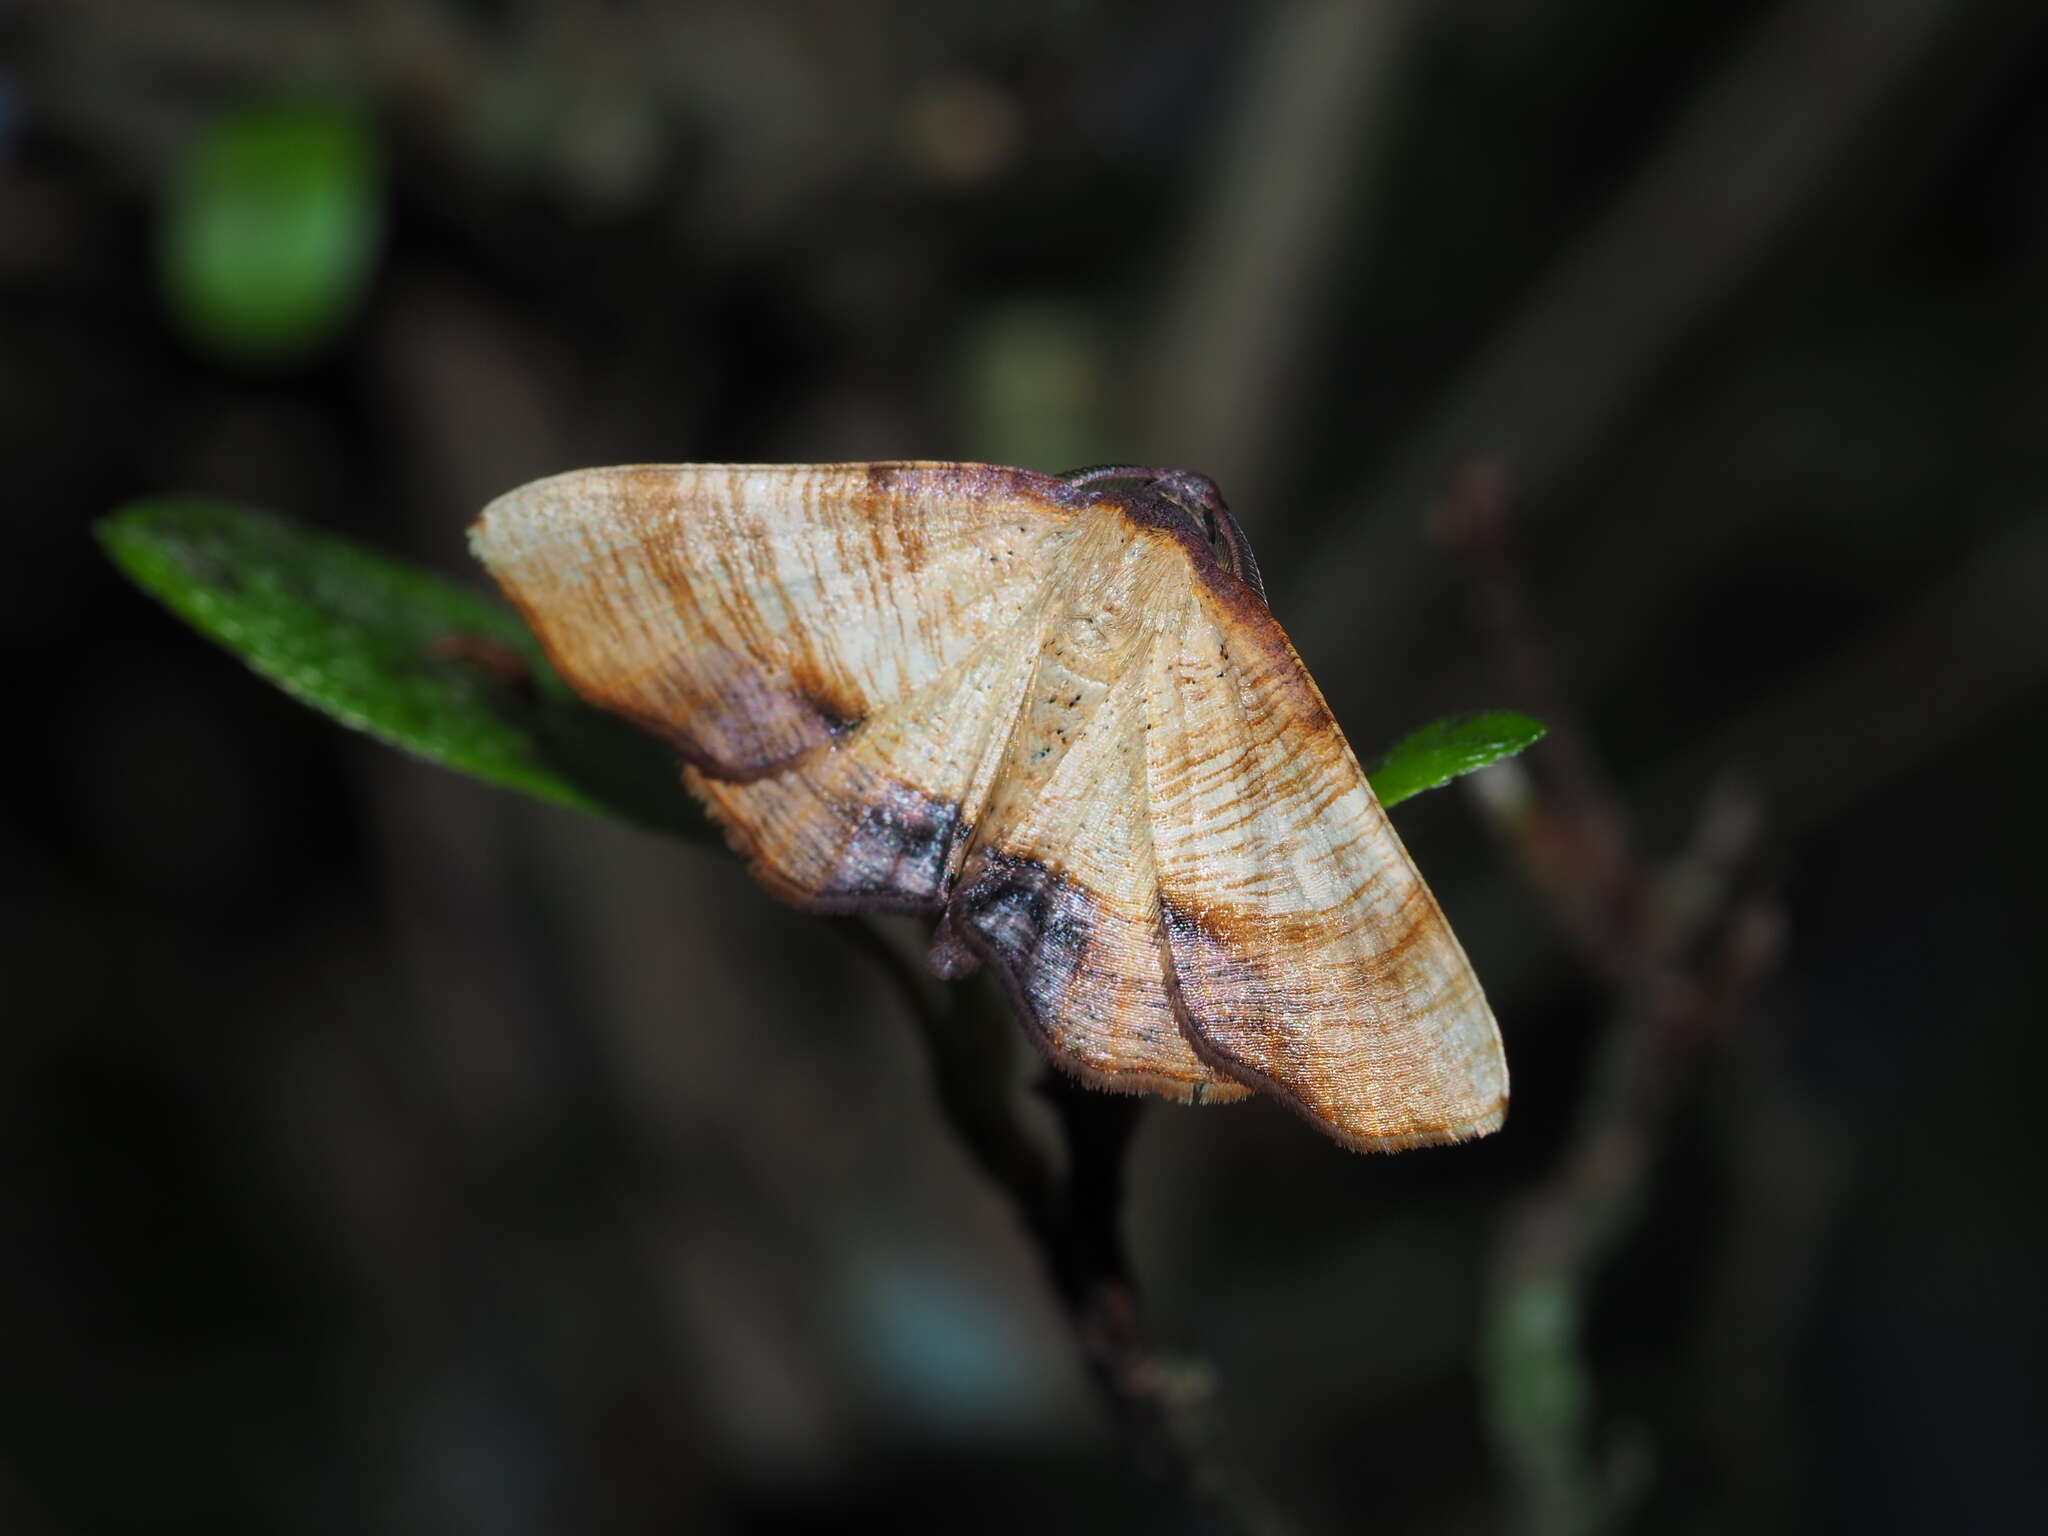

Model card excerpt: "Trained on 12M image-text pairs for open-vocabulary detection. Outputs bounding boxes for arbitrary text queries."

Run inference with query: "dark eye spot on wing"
[948,851,1223,1091]
[950,850,1091,1020]
[820,781,966,907]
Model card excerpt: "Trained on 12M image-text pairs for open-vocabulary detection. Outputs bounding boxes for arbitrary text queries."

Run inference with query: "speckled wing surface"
[1143,570,1506,1149]
[471,462,1507,1150]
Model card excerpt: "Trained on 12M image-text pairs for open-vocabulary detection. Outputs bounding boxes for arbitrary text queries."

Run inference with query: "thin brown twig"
[829,917,1281,1536]
[1434,472,1785,1536]
[1433,465,1641,981]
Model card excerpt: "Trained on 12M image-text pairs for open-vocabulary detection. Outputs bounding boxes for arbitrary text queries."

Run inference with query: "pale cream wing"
[680,582,1050,913]
[940,509,1248,1102]
[691,505,1244,1100]
[470,463,1080,780]
[1143,578,1508,1150]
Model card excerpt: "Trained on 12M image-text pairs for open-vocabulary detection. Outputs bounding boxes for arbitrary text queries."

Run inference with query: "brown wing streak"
[945,514,1245,1102]
[470,463,1078,781]
[682,590,1052,913]
[1143,581,1508,1150]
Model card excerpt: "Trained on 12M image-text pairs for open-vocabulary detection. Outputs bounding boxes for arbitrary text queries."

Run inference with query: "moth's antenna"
[1058,464,1182,487]
[1204,498,1267,604]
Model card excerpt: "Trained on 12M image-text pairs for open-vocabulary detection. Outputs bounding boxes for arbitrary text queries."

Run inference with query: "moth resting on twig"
[471,463,1507,1151]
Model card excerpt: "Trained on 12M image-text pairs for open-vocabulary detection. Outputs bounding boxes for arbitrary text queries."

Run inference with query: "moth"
[471,463,1507,1151]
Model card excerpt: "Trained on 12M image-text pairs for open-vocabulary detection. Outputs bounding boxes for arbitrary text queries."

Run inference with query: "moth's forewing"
[1141,565,1508,1150]
[471,463,1078,781]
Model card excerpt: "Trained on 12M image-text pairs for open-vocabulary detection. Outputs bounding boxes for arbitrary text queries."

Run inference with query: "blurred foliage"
[98,498,1534,834]
[158,103,382,362]
[961,300,1121,474]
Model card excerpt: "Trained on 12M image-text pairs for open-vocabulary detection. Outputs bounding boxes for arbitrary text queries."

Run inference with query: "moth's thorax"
[1060,465,1269,604]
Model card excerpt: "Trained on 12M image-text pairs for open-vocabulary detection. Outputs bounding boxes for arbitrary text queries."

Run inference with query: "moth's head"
[1059,464,1268,604]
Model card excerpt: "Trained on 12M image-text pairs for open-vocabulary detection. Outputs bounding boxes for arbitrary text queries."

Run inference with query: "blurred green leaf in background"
[961,299,1120,476]
[158,103,383,363]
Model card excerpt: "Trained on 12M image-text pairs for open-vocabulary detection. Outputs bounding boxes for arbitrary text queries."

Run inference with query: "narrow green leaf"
[1368,710,1547,808]
[97,499,712,841]
[159,102,382,362]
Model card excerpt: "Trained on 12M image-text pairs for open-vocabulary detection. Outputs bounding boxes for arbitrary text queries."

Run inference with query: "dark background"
[6,2,2046,1532]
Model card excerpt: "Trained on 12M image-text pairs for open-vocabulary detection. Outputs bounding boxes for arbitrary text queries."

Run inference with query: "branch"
[1435,472,1784,1536]
[830,918,1282,1536]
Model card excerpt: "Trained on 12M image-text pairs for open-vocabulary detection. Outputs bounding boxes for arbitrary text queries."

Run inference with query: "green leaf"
[1368,710,1547,808]
[96,499,713,842]
[159,102,382,362]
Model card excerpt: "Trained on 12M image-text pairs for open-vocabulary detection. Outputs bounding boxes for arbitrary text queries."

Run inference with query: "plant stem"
[1437,472,1783,1535]
[831,916,1283,1536]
